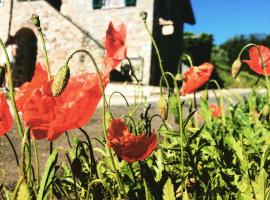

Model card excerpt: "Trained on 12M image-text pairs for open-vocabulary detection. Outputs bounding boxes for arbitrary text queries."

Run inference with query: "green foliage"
[37,149,58,200]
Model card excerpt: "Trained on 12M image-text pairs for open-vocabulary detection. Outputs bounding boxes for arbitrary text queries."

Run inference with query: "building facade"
[0,0,154,86]
[0,0,194,86]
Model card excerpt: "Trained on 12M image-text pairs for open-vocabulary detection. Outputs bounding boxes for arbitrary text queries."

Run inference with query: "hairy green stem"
[66,49,128,199]
[79,127,98,179]
[33,140,40,188]
[143,22,169,88]
[4,134,19,167]
[37,27,51,80]
[161,72,185,195]
[0,39,24,139]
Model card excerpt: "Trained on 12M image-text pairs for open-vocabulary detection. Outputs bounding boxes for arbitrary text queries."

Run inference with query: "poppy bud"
[158,96,168,120]
[105,111,113,129]
[175,73,182,82]
[140,11,148,22]
[262,104,269,117]
[52,64,70,97]
[231,58,242,78]
[200,90,208,101]
[30,14,40,27]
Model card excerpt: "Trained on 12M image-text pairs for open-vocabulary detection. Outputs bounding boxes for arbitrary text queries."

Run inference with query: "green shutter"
[93,0,102,9]
[125,0,136,6]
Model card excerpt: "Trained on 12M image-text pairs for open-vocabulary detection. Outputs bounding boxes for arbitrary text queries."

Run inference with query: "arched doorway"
[46,0,62,11]
[14,28,37,87]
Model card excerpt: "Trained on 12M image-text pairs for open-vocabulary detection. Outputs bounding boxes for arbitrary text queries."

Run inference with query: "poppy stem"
[65,131,72,148]
[78,128,98,178]
[0,39,24,139]
[182,54,193,67]
[142,21,169,88]
[209,80,226,146]
[36,26,51,80]
[4,134,19,167]
[193,92,198,128]
[66,49,128,199]
[109,91,130,113]
[33,140,40,188]
[126,57,142,85]
[160,72,185,196]
[65,152,78,199]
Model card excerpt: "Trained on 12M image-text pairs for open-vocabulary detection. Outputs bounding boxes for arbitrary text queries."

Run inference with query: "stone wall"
[61,0,154,83]
[0,0,154,84]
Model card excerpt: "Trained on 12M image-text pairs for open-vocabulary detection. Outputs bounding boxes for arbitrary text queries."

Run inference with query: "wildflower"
[16,63,48,111]
[107,118,157,163]
[103,22,127,71]
[0,93,12,136]
[242,45,270,75]
[19,71,109,141]
[180,63,214,95]
[209,103,222,118]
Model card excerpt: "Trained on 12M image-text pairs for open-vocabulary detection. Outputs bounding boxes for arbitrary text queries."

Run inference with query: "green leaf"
[37,149,58,200]
[252,168,267,200]
[188,124,204,144]
[144,180,154,200]
[17,181,33,200]
[162,178,175,200]
[183,109,197,129]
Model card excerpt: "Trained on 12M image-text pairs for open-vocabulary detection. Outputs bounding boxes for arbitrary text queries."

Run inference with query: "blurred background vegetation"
[183,32,270,88]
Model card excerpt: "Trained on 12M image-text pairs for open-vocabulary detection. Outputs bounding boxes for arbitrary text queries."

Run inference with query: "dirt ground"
[0,103,169,189]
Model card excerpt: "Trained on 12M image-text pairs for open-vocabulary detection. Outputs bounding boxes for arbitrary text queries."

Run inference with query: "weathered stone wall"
[0,0,11,42]
[61,0,154,83]
[0,0,154,84]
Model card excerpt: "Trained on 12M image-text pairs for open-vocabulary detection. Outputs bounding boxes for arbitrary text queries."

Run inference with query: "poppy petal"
[107,118,157,163]
[0,93,12,136]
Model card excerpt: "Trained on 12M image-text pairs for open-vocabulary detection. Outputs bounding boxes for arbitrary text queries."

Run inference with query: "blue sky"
[185,0,270,45]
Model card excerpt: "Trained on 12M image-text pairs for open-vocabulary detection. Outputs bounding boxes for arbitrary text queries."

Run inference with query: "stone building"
[0,0,194,86]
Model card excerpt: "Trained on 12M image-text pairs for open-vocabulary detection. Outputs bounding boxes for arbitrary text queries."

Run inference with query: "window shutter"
[125,0,136,6]
[93,0,102,9]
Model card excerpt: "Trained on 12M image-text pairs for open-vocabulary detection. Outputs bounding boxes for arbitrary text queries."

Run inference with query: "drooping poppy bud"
[140,11,148,22]
[262,104,269,117]
[52,64,70,97]
[231,58,242,78]
[30,14,40,27]
[175,73,182,82]
[158,96,168,120]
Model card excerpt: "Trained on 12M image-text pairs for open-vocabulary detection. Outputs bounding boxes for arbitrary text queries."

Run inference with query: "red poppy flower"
[19,71,109,141]
[181,63,214,96]
[16,63,48,110]
[242,45,270,75]
[107,118,157,163]
[0,93,12,136]
[209,103,222,118]
[103,22,127,71]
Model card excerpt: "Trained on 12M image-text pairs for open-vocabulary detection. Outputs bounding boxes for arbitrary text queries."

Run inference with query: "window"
[0,0,4,6]
[93,0,136,9]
